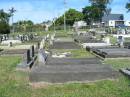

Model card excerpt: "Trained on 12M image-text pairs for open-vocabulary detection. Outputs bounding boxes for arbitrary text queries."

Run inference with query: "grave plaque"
[31,45,35,57]
[27,49,31,64]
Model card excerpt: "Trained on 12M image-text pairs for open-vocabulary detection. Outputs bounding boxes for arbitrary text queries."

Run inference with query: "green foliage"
[82,5,102,25]
[86,0,112,24]
[104,58,130,70]
[0,21,10,34]
[14,20,34,32]
[126,2,130,12]
[55,9,84,26]
[0,9,10,34]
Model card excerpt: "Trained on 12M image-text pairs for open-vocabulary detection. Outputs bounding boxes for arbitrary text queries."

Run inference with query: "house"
[125,21,130,27]
[73,21,87,28]
[102,14,124,27]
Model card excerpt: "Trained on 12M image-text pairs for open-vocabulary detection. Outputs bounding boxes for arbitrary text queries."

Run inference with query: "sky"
[0,0,130,24]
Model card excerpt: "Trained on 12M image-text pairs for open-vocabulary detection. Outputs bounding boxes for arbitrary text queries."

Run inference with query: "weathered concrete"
[50,42,81,49]
[30,64,118,83]
[93,48,130,58]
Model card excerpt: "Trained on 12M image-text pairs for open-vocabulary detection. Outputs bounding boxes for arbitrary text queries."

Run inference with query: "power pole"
[53,18,56,32]
[64,0,67,32]
[9,7,16,33]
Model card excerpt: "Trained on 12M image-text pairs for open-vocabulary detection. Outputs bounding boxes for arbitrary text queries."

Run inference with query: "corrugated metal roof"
[102,14,124,22]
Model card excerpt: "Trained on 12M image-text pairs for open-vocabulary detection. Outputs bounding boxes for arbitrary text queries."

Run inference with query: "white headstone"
[103,37,110,44]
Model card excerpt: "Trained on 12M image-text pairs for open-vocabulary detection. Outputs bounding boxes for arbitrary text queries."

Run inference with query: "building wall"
[109,20,115,27]
[125,21,130,27]
[108,20,125,27]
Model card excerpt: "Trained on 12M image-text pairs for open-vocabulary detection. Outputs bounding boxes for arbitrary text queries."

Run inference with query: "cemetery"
[1,0,130,97]
[1,29,130,96]
[29,32,119,83]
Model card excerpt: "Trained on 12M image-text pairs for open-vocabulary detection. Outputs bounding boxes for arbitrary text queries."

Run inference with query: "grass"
[1,53,130,97]
[103,58,130,70]
[109,35,117,45]
[52,49,94,58]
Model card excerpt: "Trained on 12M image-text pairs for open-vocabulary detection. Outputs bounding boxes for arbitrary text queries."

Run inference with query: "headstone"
[103,37,110,44]
[26,35,29,41]
[26,49,31,64]
[30,45,35,58]
[121,29,126,35]
[9,42,13,47]
[47,34,49,38]
[37,42,40,49]
[0,36,2,43]
[118,36,124,48]
[38,49,47,64]
[49,40,53,45]
[30,34,33,40]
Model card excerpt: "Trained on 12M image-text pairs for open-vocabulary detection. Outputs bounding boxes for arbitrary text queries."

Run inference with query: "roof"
[102,14,124,22]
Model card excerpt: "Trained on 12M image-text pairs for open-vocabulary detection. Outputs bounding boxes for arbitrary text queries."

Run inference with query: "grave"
[82,42,111,49]
[1,39,22,45]
[50,41,81,49]
[17,45,37,69]
[46,57,101,65]
[93,48,130,58]
[29,38,118,83]
[30,63,118,83]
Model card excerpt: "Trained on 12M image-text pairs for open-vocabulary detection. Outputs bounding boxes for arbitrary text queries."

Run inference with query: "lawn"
[1,56,130,97]
[103,58,130,70]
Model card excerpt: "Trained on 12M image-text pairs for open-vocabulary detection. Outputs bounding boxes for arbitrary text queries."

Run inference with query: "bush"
[0,22,10,34]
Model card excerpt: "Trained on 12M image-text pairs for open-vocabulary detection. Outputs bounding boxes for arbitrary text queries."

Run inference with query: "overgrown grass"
[0,56,32,97]
[52,49,94,58]
[1,55,130,97]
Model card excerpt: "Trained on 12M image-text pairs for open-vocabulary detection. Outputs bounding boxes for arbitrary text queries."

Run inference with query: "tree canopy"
[126,2,130,12]
[82,5,102,25]
[55,9,84,26]
[0,9,10,34]
[81,0,112,25]
[14,20,34,32]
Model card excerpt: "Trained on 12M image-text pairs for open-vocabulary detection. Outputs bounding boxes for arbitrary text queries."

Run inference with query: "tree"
[55,9,84,26]
[82,5,102,25]
[89,0,112,21]
[126,2,130,12]
[0,9,10,34]
[14,20,34,32]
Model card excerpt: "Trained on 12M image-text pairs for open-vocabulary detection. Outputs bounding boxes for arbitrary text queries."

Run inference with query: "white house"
[102,14,125,28]
[125,21,130,27]
[73,21,87,28]
[108,20,124,27]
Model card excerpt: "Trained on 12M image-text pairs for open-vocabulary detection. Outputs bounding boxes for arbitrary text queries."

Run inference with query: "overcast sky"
[0,0,130,23]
